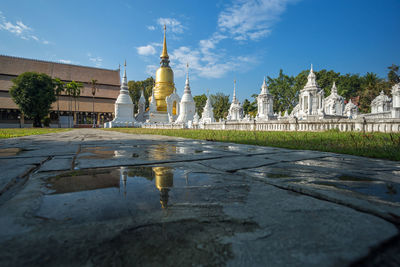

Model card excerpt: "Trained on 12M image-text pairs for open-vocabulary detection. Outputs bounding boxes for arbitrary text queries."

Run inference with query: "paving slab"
[0,129,398,266]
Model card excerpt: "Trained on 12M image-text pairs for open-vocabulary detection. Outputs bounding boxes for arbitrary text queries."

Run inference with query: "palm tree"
[90,79,98,127]
[53,78,65,128]
[65,81,83,127]
[65,81,74,127]
[74,82,84,125]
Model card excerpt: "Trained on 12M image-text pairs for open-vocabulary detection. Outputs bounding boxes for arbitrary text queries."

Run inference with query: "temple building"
[0,54,119,127]
[256,77,275,121]
[175,64,196,124]
[227,80,243,121]
[392,83,400,118]
[149,25,178,123]
[291,65,324,120]
[371,91,392,114]
[324,82,344,116]
[105,61,135,128]
[344,99,359,119]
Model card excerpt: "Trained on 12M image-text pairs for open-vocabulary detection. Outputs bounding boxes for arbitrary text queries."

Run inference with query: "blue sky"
[1,0,399,101]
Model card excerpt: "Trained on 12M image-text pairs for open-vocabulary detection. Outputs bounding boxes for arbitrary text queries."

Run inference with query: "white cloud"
[59,59,73,64]
[168,45,256,79]
[87,53,103,67]
[137,45,156,56]
[142,0,295,79]
[145,64,158,77]
[157,18,185,34]
[218,0,297,41]
[147,25,156,31]
[0,11,49,44]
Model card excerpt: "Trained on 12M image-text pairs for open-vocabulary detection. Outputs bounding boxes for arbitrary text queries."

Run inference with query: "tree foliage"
[128,77,155,112]
[193,94,207,116]
[388,64,400,85]
[209,93,230,121]
[242,94,258,116]
[267,69,297,113]
[65,80,84,123]
[9,72,56,127]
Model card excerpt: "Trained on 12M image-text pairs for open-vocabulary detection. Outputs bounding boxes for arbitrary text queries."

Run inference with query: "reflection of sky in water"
[40,166,214,222]
[79,143,235,161]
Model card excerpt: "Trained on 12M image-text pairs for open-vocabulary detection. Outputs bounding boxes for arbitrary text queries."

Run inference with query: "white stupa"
[227,80,243,121]
[324,82,344,116]
[135,89,146,122]
[291,64,324,119]
[200,92,215,123]
[106,61,135,127]
[176,64,196,124]
[256,77,275,121]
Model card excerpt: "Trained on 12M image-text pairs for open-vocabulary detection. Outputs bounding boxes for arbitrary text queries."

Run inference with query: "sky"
[1,0,399,101]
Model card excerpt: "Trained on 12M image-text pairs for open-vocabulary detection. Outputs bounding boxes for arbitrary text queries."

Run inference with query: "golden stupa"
[153,25,175,113]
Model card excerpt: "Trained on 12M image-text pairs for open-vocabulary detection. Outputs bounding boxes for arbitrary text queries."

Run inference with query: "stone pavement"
[0,129,399,266]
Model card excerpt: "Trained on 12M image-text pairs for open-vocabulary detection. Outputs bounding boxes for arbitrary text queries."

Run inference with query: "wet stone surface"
[0,129,399,266]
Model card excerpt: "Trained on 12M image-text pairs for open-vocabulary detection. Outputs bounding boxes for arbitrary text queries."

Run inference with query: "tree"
[128,77,155,112]
[209,93,230,121]
[193,94,207,116]
[90,79,98,126]
[65,81,83,125]
[53,78,65,128]
[336,73,362,100]
[315,69,341,95]
[388,64,400,85]
[9,72,56,127]
[242,95,258,117]
[358,72,390,113]
[268,69,298,113]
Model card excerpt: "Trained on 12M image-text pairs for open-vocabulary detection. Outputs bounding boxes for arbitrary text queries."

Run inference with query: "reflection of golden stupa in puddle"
[153,167,173,209]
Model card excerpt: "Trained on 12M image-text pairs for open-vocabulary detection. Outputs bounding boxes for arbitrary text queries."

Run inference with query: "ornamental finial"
[161,24,168,59]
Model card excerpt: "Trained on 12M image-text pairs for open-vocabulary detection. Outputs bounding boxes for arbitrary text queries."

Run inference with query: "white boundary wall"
[141,118,400,133]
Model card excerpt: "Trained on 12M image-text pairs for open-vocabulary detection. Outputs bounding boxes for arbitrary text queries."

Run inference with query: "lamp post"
[91,79,98,128]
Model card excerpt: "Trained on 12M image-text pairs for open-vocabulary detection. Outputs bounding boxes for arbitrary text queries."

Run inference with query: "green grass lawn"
[0,128,70,139]
[104,128,400,161]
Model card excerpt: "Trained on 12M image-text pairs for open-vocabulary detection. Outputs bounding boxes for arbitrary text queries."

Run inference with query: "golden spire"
[161,24,169,59]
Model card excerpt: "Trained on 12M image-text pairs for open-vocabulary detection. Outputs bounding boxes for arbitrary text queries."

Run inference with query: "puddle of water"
[307,180,400,203]
[337,175,375,182]
[80,146,140,159]
[40,166,215,222]
[267,173,291,179]
[80,144,211,161]
[0,148,23,157]
[249,166,400,204]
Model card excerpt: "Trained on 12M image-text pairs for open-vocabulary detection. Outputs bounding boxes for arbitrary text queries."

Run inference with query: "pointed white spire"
[184,62,190,93]
[201,92,215,123]
[331,81,337,94]
[261,76,268,94]
[233,79,237,102]
[120,60,129,93]
[139,88,145,104]
[305,64,318,88]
